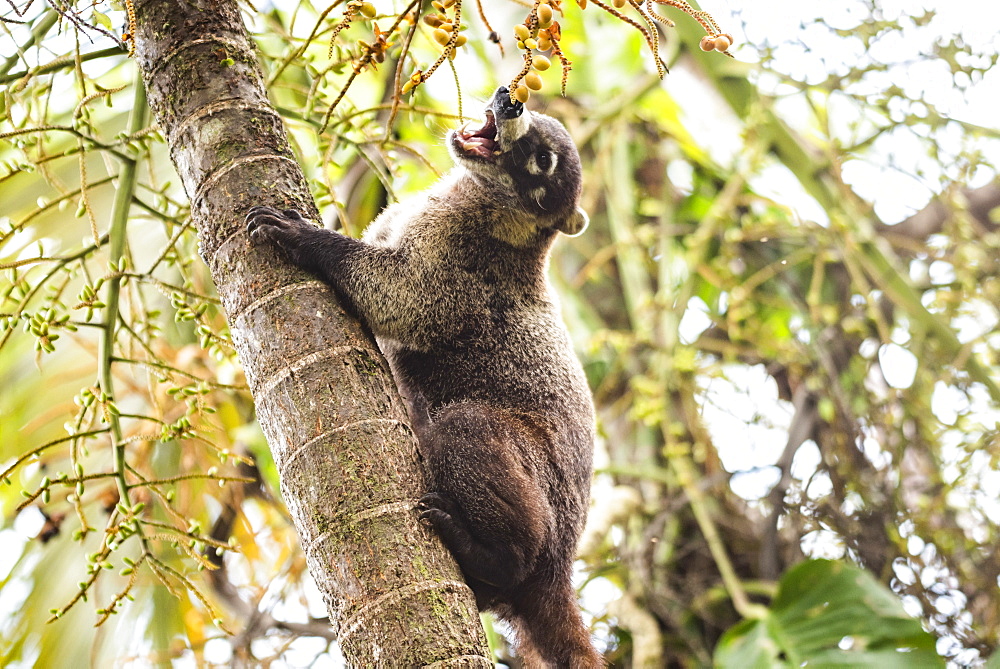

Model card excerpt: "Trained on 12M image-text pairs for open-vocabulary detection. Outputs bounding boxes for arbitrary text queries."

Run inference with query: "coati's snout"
[490,85,524,121]
[449,86,529,164]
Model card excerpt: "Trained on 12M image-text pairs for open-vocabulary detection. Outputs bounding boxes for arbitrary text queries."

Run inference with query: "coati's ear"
[556,208,589,237]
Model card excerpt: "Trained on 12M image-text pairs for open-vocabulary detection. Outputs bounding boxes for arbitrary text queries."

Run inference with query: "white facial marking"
[503,113,531,143]
[546,152,559,174]
[526,155,541,175]
[530,186,546,203]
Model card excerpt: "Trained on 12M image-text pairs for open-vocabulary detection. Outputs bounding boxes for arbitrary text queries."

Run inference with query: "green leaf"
[715,559,943,668]
[716,618,788,668]
[92,11,113,30]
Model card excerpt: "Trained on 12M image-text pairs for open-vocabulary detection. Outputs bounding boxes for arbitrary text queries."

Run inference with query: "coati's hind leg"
[417,402,551,591]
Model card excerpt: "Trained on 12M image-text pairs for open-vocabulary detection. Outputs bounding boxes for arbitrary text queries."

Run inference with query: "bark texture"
[131,1,490,664]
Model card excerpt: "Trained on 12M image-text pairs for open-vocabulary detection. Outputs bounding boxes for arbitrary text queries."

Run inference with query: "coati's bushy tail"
[508,581,604,668]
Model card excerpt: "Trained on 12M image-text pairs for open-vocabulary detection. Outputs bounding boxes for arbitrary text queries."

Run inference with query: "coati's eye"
[536,150,553,172]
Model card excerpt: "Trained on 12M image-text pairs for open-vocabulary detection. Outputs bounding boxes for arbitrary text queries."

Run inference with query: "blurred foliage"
[715,559,941,668]
[2,0,999,667]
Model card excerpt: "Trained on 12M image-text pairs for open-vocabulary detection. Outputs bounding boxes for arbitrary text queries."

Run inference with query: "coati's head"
[448,86,589,242]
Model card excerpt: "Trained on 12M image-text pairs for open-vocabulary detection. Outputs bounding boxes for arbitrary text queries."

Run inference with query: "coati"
[246,85,600,667]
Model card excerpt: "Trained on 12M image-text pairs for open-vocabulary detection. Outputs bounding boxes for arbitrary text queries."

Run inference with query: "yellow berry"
[360,2,377,18]
[538,4,553,26]
[514,83,530,103]
[433,28,450,45]
[401,80,414,93]
[516,40,526,50]
[524,37,538,50]
[423,13,442,26]
[441,21,454,32]
[455,34,468,47]
[532,54,551,71]
[514,24,530,41]
[613,0,626,8]
[432,1,445,11]
[699,35,716,51]
[524,72,543,90]
[714,34,732,51]
[537,38,552,51]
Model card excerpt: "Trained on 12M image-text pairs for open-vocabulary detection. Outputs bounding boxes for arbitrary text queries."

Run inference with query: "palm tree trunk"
[131,1,490,664]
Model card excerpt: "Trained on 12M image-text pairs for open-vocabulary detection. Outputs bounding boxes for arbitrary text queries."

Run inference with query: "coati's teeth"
[462,141,479,152]
[493,150,501,155]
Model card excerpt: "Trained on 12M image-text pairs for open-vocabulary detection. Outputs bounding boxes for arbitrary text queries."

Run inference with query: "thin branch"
[97,72,150,554]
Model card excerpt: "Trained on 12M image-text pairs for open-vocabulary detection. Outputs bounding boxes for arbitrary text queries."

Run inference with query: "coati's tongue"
[460,139,493,158]
[457,111,498,158]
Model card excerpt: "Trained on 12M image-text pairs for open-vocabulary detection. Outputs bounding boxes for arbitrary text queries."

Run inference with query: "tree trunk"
[131,1,490,664]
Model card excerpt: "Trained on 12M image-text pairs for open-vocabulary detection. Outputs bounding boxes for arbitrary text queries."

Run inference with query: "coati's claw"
[246,206,281,227]
[246,206,283,241]
[418,507,452,528]
[246,206,314,246]
[281,208,307,222]
[418,492,457,515]
[419,493,468,537]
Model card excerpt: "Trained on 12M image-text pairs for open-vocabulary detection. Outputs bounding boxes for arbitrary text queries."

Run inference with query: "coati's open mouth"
[452,110,500,161]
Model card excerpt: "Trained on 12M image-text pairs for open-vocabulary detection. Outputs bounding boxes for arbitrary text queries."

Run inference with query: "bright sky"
[684,0,999,463]
[702,0,1000,224]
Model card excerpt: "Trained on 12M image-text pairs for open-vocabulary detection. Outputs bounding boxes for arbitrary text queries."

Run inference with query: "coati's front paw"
[245,205,313,250]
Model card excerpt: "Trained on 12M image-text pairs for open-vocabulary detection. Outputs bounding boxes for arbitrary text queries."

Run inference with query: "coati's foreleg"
[246,206,415,338]
[417,402,551,592]
[246,206,360,280]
